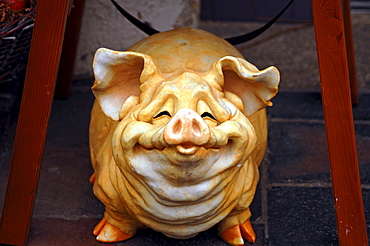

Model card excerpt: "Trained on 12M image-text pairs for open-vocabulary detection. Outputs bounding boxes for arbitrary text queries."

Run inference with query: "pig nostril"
[172,119,182,135]
[192,119,201,135]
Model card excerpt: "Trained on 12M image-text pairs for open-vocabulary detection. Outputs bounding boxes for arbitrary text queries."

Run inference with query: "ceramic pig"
[89,27,279,245]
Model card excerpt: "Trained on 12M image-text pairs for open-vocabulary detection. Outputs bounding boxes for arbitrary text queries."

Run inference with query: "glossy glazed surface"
[89,27,279,245]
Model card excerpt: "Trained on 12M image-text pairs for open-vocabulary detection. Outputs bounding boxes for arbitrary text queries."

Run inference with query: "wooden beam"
[0,1,70,245]
[311,0,368,245]
[342,0,359,105]
[55,0,86,99]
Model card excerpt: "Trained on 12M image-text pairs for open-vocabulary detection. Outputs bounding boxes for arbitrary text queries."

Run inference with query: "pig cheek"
[213,118,256,162]
[115,118,170,170]
[111,118,150,166]
[111,120,134,171]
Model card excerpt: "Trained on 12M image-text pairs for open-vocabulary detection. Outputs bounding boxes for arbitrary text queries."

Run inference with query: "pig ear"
[92,48,158,120]
[214,56,279,116]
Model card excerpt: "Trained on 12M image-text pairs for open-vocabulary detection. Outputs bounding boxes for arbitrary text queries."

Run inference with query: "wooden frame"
[0,0,367,245]
[0,1,71,245]
[55,0,86,99]
[311,0,367,245]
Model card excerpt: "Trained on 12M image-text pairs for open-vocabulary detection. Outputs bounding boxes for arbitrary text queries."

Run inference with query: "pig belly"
[113,157,259,239]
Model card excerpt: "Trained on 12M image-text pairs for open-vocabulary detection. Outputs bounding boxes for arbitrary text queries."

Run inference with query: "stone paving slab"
[44,86,94,149]
[268,187,338,246]
[267,92,324,120]
[268,120,330,184]
[116,224,267,246]
[268,187,370,246]
[268,91,370,121]
[33,149,103,220]
[27,218,107,246]
[267,92,370,185]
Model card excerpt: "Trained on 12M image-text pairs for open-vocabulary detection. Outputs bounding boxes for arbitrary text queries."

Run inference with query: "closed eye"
[201,112,217,121]
[154,111,171,119]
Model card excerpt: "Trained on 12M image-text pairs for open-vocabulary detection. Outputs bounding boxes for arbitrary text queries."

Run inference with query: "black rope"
[225,0,295,45]
[111,0,295,45]
[110,0,159,36]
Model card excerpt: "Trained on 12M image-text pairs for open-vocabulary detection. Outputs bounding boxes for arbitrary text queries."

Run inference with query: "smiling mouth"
[176,143,200,155]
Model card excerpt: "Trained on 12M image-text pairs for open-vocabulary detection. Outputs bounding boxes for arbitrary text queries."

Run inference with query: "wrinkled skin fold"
[89,27,279,245]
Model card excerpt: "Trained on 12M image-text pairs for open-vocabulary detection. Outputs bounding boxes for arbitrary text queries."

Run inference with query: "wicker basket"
[0,8,35,84]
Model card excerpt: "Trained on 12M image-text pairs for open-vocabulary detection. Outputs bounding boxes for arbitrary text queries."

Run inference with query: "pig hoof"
[220,220,256,245]
[93,217,133,243]
[89,173,96,184]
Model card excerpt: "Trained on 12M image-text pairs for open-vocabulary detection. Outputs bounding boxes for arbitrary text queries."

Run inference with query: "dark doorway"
[200,0,313,23]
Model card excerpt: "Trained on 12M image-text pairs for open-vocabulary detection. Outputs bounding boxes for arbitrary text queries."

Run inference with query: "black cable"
[111,0,295,45]
[225,0,295,45]
[110,0,159,36]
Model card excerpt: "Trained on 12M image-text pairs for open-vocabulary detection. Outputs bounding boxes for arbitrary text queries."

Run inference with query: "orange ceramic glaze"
[89,27,279,245]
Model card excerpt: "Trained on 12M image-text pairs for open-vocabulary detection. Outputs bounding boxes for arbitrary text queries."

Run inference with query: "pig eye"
[154,111,171,119]
[201,112,218,127]
[201,112,217,121]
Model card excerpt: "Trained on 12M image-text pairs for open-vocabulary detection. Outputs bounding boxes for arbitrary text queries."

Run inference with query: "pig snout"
[164,108,210,150]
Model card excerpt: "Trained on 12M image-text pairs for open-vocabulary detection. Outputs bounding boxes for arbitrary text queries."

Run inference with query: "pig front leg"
[218,208,256,245]
[93,217,133,243]
[93,209,143,243]
[220,220,256,245]
[89,171,143,243]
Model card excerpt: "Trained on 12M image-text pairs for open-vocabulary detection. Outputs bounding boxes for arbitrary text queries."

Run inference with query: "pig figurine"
[89,27,279,245]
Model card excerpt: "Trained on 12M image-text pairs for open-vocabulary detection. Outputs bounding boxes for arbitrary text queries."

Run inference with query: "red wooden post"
[311,0,368,245]
[342,0,359,105]
[55,0,86,99]
[0,1,70,245]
